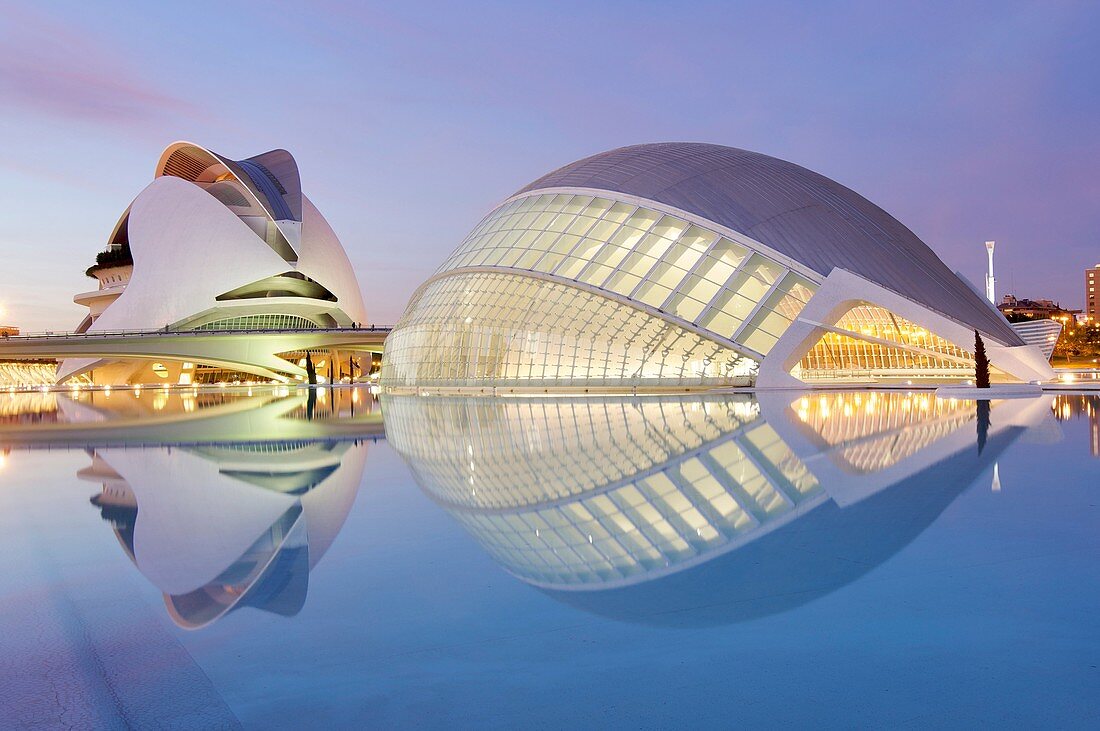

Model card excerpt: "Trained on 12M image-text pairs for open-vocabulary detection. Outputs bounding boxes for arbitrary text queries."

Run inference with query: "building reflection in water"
[85,441,367,628]
[385,391,1054,625]
[0,386,382,630]
[1051,394,1100,457]
[0,386,1069,630]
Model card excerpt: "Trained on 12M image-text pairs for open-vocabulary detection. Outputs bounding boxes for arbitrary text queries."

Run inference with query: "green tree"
[974,330,991,388]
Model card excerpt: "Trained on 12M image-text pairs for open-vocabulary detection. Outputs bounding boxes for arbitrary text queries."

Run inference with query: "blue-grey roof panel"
[519,143,1022,346]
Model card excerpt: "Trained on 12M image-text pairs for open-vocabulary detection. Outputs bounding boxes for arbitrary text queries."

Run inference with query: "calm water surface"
[0,387,1098,728]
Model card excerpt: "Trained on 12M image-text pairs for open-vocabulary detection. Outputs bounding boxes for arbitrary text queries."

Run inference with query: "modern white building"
[60,142,367,386]
[382,143,1053,389]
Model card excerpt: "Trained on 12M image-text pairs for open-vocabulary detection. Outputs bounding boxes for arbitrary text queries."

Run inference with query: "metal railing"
[2,326,393,340]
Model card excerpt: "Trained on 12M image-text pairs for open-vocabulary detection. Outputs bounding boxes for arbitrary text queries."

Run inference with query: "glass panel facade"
[381,272,757,388]
[194,314,319,331]
[430,192,819,361]
[798,305,973,380]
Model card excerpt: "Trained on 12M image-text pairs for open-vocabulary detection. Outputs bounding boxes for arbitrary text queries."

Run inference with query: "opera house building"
[59,142,368,386]
[383,143,1054,390]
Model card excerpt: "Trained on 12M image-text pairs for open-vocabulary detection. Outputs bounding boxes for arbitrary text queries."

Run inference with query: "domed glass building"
[383,143,1053,389]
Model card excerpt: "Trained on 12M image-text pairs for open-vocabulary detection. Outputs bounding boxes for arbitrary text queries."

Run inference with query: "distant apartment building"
[1087,264,1099,320]
[997,294,1078,321]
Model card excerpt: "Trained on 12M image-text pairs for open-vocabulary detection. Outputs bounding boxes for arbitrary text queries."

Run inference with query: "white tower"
[985,240,996,304]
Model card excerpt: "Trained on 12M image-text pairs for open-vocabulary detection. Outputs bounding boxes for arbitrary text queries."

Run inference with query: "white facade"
[60,142,367,385]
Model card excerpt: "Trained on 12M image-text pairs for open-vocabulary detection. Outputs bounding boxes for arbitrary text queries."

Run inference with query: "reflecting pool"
[1,386,1098,727]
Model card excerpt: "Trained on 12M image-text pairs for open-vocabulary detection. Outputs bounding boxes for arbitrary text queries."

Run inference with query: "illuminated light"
[798,408,809,422]
[843,403,852,416]
[0,453,6,470]
[1062,373,1076,384]
[464,316,473,324]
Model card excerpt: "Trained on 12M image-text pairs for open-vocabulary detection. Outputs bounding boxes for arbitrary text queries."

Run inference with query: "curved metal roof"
[155,142,303,223]
[520,143,1022,346]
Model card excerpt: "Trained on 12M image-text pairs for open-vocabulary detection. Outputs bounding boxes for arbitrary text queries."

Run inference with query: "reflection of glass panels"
[387,391,1030,600]
[385,395,761,509]
[799,305,973,380]
[792,392,981,473]
[382,272,757,388]
[386,394,820,587]
[423,192,819,363]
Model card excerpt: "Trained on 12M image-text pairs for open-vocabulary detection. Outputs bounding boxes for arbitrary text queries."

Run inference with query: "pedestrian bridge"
[0,327,390,384]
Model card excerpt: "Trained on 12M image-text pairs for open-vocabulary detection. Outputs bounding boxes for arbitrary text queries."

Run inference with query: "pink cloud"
[0,5,194,128]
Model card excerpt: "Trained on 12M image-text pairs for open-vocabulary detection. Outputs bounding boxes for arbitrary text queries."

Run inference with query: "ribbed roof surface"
[520,143,1021,346]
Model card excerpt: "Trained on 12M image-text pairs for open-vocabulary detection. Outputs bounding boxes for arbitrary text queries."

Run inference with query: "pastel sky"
[0,0,1097,331]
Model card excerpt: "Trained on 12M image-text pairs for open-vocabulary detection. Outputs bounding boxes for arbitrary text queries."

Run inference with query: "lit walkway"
[0,327,390,383]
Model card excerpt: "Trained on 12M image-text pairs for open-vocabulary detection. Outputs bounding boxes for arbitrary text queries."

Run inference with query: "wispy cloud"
[0,4,194,128]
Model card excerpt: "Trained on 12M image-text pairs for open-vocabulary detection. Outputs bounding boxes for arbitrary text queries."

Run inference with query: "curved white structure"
[84,434,367,629]
[61,142,366,385]
[383,143,1053,389]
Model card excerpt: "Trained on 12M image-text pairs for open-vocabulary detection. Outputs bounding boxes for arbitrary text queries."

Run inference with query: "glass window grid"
[432,192,818,359]
[798,305,975,379]
[381,272,756,388]
[194,314,318,331]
